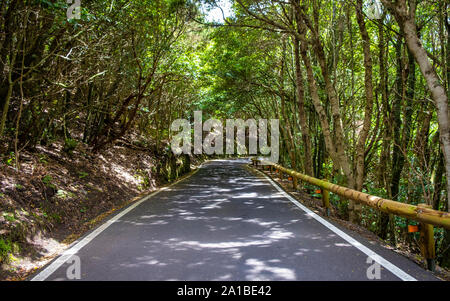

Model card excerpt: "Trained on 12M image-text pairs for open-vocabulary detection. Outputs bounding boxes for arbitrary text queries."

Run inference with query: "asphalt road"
[31,159,439,281]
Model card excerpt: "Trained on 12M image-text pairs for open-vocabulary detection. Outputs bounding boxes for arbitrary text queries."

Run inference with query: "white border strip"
[256,169,417,281]
[30,167,201,281]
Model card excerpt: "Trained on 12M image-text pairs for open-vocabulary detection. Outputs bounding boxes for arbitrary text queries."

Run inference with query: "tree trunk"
[352,0,375,223]
[293,36,313,175]
[297,10,353,189]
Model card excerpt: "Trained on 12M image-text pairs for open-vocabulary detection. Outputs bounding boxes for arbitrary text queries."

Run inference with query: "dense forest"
[1,0,450,277]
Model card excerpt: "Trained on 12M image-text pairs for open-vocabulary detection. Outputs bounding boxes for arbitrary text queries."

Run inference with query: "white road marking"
[255,168,417,281]
[30,168,201,281]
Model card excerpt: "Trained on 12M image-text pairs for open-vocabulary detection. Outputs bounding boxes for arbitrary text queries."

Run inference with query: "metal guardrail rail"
[251,158,450,271]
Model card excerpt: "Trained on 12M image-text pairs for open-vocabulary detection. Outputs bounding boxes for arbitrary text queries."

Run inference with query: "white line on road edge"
[255,168,417,281]
[30,167,202,281]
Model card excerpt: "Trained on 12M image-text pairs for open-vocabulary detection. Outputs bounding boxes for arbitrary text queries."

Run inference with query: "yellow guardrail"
[251,158,450,271]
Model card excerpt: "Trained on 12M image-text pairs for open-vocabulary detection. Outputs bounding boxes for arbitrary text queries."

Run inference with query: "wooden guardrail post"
[418,204,436,271]
[322,185,331,217]
[293,177,298,190]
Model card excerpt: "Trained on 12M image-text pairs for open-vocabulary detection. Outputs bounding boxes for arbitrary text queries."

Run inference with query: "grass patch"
[42,175,57,189]
[3,212,16,222]
[77,171,89,179]
[0,239,19,264]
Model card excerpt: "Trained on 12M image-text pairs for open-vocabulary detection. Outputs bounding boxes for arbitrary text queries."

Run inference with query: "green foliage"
[63,138,78,154]
[0,237,19,264]
[50,213,62,223]
[38,154,49,164]
[4,152,15,166]
[42,175,55,189]
[41,211,62,223]
[3,212,15,222]
[135,169,151,191]
[77,171,89,179]
[0,239,12,263]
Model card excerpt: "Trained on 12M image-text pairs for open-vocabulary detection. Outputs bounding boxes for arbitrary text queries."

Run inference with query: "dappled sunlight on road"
[44,159,432,281]
[58,160,378,280]
[245,258,296,280]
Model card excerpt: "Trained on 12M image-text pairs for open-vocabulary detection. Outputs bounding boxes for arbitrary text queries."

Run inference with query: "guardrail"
[251,158,450,271]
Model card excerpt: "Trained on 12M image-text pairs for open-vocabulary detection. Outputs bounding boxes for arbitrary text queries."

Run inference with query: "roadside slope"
[0,141,195,280]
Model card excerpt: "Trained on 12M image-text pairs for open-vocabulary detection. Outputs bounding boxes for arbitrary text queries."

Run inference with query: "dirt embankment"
[0,141,197,280]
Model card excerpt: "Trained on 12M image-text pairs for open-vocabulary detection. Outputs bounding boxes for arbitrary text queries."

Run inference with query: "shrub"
[63,138,78,154]
[0,239,12,263]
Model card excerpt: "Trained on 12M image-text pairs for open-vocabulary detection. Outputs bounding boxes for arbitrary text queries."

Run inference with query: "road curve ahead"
[32,159,438,281]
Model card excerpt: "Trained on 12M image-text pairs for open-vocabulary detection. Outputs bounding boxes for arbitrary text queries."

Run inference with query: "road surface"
[31,159,438,281]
